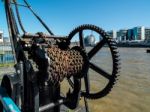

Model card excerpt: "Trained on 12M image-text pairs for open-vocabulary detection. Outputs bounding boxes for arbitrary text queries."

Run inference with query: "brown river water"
[0,48,150,112]
[82,47,150,112]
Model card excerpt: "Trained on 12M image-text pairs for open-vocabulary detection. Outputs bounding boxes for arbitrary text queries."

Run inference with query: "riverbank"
[117,43,150,48]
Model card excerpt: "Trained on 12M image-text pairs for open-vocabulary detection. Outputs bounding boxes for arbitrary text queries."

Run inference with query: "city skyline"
[107,26,150,42]
[1,25,150,42]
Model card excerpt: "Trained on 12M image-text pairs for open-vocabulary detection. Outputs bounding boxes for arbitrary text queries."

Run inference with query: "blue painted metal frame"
[0,87,21,112]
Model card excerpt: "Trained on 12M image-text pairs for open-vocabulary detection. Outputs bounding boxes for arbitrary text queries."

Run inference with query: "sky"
[0,0,150,37]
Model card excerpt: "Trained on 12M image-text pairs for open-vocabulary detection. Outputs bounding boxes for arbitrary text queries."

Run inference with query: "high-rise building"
[0,30,3,43]
[126,26,146,41]
[108,26,150,42]
[132,26,145,40]
[127,29,134,40]
[117,29,127,42]
[145,27,150,41]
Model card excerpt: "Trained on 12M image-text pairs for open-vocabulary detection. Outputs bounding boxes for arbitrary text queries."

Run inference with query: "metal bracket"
[0,87,21,112]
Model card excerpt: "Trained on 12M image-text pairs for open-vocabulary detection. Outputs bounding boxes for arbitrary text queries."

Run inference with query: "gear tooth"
[100,30,104,34]
[114,58,120,62]
[114,75,118,78]
[112,47,117,51]
[115,54,120,57]
[116,63,121,70]
[114,62,120,66]
[111,44,117,47]
[103,33,107,37]
[117,58,121,61]
[111,46,117,49]
[113,41,117,44]
[110,40,117,45]
[116,78,119,81]
[116,69,121,72]
[107,38,117,43]
[115,65,121,69]
[109,41,117,45]
[113,70,119,74]
[114,81,117,84]
[116,62,121,65]
[112,50,119,55]
[112,48,119,51]
[113,67,119,72]
[113,51,119,55]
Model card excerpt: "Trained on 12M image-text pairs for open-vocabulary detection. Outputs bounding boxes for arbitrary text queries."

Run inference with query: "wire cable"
[13,0,26,34]
[23,0,54,35]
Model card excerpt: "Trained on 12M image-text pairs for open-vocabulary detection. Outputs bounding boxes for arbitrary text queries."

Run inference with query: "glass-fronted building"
[0,44,14,63]
[0,30,14,64]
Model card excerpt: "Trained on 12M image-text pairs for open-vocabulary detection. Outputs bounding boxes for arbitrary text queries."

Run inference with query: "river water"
[0,48,149,112]
[85,47,150,112]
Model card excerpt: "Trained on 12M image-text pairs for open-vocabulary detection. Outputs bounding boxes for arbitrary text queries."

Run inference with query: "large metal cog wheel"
[66,24,120,99]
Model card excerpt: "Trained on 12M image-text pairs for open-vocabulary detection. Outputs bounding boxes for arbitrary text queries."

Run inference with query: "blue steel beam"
[0,87,21,112]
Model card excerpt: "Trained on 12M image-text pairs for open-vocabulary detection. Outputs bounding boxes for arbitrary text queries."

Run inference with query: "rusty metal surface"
[34,46,88,83]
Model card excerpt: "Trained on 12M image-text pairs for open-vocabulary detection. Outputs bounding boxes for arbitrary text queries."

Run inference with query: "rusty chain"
[46,47,88,83]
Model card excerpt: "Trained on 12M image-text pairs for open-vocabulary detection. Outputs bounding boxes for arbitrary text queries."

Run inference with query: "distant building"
[112,26,147,42]
[0,31,14,63]
[0,44,14,63]
[132,26,145,40]
[107,30,117,39]
[145,27,150,42]
[3,37,11,44]
[127,29,134,40]
[0,30,3,43]
[117,29,128,42]
[84,34,96,46]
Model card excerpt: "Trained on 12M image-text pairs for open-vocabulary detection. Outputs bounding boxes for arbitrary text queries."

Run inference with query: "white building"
[107,30,117,39]
[132,26,145,40]
[0,30,3,43]
[3,37,10,43]
[108,26,150,43]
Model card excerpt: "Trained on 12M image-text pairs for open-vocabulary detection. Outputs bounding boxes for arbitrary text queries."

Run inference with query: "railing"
[0,45,14,64]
